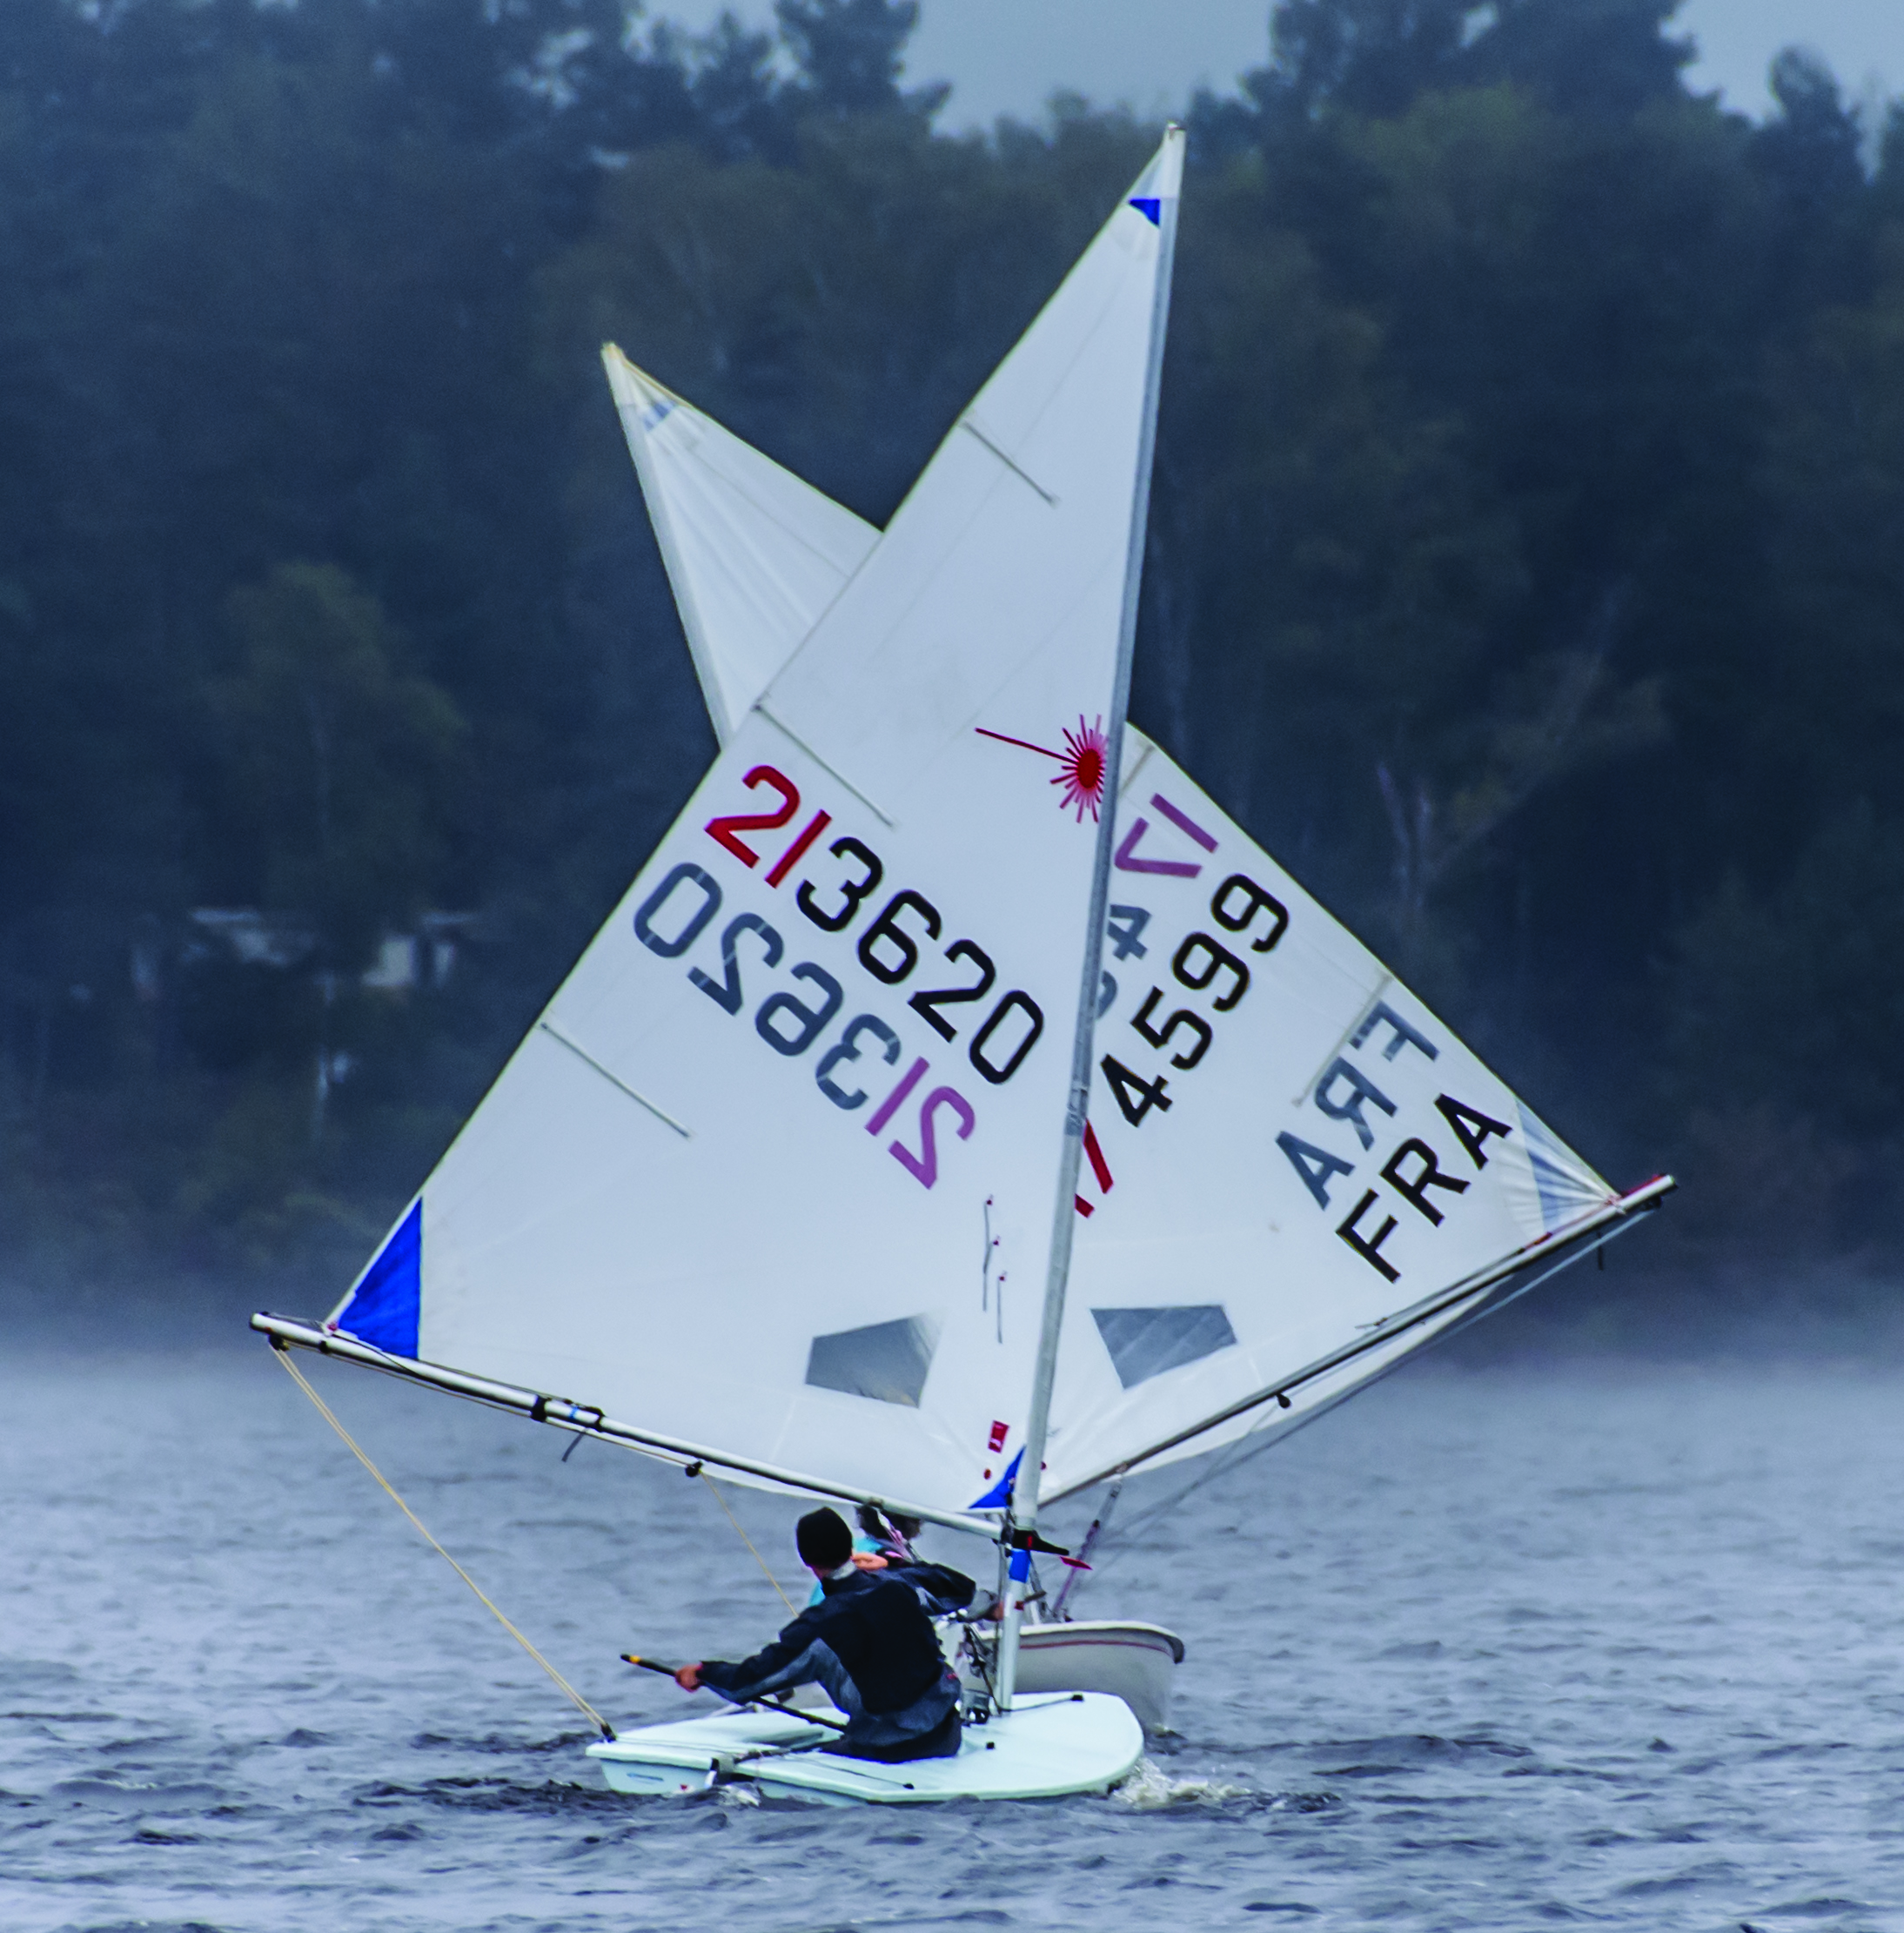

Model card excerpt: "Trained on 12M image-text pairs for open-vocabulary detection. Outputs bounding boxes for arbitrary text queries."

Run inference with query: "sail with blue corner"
[322,132,1190,1523]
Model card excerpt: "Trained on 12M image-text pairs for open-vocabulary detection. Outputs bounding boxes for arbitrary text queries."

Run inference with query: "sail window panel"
[805,1314,942,1408]
[1091,1305,1237,1390]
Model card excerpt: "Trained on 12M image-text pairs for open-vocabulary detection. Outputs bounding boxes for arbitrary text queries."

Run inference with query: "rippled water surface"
[4,1339,1903,1931]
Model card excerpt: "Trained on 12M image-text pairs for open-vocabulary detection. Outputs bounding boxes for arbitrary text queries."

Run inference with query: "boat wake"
[1111,1758,1252,1809]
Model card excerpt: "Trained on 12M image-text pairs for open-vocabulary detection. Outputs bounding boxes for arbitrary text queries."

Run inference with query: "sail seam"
[1290,974,1394,1107]
[537,1022,691,1137]
[752,704,895,825]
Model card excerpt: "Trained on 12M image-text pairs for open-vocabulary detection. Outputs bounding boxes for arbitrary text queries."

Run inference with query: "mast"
[997,128,1183,1709]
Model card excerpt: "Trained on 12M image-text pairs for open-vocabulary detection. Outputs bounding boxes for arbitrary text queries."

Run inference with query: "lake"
[3,1334,1900,1930]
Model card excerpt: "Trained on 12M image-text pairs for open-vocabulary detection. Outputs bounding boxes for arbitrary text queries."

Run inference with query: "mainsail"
[309,135,1190,1526]
[604,273,1666,1510]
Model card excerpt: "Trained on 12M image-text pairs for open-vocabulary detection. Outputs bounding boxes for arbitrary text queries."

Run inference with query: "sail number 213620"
[703,764,1045,1085]
[624,762,1045,1192]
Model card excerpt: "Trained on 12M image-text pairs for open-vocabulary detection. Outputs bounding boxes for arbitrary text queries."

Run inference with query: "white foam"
[1110,1757,1251,1809]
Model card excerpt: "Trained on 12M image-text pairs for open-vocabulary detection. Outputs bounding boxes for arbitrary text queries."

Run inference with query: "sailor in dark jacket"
[673,1507,963,1762]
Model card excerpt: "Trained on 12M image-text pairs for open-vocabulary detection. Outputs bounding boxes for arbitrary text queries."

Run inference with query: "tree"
[1250,0,1472,123]
[1666,803,1904,1140]
[211,563,466,974]
[775,0,944,120]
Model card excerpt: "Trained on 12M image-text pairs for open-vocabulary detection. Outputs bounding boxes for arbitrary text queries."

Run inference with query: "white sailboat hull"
[1010,1621,1184,1730]
[951,1620,1183,1730]
[587,1692,1143,1804]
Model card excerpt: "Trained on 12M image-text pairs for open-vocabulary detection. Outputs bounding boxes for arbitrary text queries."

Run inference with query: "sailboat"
[596,218,1674,1736]
[253,128,1671,1805]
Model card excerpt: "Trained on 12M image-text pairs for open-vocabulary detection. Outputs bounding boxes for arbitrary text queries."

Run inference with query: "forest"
[2,0,1899,1317]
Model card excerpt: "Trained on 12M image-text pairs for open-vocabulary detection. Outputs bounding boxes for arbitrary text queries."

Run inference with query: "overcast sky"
[653,0,1904,128]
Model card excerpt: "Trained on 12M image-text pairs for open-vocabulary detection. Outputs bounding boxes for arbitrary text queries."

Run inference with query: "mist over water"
[4,1339,1901,1931]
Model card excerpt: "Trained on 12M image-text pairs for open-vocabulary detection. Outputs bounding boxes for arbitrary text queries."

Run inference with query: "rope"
[700,1470,796,1613]
[272,1345,614,1740]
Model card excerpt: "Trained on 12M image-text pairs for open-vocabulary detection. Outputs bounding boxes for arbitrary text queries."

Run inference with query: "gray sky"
[651,0,1904,128]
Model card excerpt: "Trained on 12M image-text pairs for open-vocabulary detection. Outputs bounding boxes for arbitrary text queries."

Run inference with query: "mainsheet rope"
[272,1344,615,1740]
[700,1470,797,1614]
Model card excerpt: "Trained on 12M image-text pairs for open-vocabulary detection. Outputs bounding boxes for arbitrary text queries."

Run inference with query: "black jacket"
[886,1560,976,1617]
[699,1567,948,1714]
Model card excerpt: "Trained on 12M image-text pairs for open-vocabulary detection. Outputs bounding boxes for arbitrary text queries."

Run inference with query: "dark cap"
[795,1507,853,1570]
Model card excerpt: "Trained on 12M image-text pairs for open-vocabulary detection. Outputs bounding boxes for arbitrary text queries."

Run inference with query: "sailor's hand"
[850,1553,888,1571]
[674,1662,703,1691]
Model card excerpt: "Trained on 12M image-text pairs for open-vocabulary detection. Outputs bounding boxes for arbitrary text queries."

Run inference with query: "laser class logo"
[975,715,1109,823]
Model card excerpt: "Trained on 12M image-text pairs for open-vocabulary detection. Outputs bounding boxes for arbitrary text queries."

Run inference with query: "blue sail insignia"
[969,1446,1024,1511]
[336,1200,421,1357]
[1128,197,1162,226]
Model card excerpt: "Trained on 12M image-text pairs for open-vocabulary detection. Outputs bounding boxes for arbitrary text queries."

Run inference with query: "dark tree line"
[1,0,1899,1299]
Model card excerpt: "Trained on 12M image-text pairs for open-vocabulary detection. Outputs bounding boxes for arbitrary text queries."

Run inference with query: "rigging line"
[270,1344,615,1741]
[700,1470,797,1614]
[1049,1474,1124,1620]
[1090,1431,1280,1574]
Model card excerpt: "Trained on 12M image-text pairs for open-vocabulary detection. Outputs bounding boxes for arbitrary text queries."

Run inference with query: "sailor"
[673,1506,963,1762]
[800,1506,897,1608]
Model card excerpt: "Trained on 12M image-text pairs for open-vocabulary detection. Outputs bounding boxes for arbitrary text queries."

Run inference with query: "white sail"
[602,287,1640,1509]
[325,134,1188,1522]
[1045,752,1615,1496]
[604,350,875,743]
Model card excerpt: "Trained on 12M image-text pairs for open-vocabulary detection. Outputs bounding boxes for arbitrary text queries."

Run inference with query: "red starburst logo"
[975,714,1110,823]
[1053,716,1108,822]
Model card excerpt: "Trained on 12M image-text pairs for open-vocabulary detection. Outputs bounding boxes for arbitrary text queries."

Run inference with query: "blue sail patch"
[969,1446,1024,1511]
[337,1200,421,1357]
[1128,197,1162,227]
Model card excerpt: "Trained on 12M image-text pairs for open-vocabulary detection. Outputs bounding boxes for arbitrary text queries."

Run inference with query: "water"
[4,1339,1902,1931]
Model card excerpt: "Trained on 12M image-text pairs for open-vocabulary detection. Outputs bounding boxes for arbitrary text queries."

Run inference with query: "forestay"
[605,266,1646,1510]
[325,138,1187,1521]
